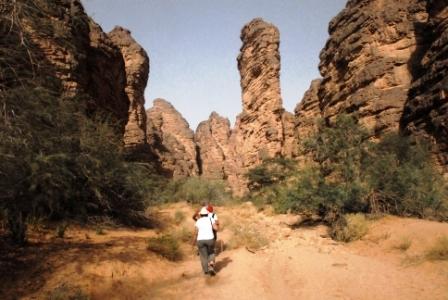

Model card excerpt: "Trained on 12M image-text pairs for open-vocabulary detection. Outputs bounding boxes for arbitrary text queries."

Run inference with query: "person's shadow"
[215,257,232,273]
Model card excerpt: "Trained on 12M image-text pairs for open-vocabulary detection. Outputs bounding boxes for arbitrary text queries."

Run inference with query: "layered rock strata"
[109,27,150,150]
[195,112,233,180]
[294,79,322,142]
[318,0,425,136]
[401,0,448,169]
[13,0,150,154]
[229,18,295,194]
[146,99,199,177]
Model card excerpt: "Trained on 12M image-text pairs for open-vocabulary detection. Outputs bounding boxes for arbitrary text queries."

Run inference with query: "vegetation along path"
[1,202,448,300]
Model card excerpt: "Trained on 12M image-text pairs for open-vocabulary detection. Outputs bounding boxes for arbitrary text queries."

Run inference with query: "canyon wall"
[318,0,426,136]
[11,0,149,154]
[401,0,448,170]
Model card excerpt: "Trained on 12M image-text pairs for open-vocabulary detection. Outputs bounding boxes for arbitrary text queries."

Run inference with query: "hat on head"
[200,207,209,215]
[207,204,213,213]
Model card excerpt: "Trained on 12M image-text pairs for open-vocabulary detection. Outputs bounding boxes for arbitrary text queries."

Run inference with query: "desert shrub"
[330,213,369,242]
[46,283,89,300]
[392,237,412,251]
[246,157,296,191]
[55,223,68,238]
[425,236,448,261]
[253,114,448,223]
[173,210,186,225]
[147,234,182,261]
[166,177,231,204]
[273,115,369,222]
[0,2,158,243]
[245,158,298,211]
[227,224,268,250]
[172,226,193,243]
[365,133,448,219]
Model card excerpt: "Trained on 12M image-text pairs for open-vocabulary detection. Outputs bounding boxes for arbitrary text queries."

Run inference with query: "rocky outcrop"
[227,18,294,194]
[146,99,199,177]
[401,0,448,170]
[109,27,150,150]
[294,79,322,144]
[85,20,130,128]
[318,0,426,136]
[234,18,284,162]
[11,0,150,152]
[195,112,233,180]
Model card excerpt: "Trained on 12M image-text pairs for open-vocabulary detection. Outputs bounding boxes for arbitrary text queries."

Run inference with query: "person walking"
[193,207,218,276]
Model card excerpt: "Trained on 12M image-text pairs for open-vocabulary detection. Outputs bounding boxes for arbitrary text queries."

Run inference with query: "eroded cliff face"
[294,79,322,142]
[318,0,426,135]
[13,0,149,153]
[146,99,199,177]
[108,26,150,151]
[401,0,448,170]
[195,112,233,180]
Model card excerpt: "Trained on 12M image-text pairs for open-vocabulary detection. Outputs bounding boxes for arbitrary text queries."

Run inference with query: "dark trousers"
[197,239,215,273]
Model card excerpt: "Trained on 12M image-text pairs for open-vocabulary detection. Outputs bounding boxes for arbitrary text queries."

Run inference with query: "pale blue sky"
[81,0,347,129]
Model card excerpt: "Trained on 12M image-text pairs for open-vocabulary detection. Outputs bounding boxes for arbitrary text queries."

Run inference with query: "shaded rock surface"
[318,0,426,135]
[12,0,150,155]
[401,0,448,171]
[109,26,150,151]
[294,79,322,146]
[146,99,199,177]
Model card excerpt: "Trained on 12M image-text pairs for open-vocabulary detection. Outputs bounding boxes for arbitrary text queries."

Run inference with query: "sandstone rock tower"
[109,26,150,151]
[227,18,294,194]
[146,99,199,177]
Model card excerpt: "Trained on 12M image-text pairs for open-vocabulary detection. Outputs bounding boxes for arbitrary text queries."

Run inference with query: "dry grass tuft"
[172,226,193,243]
[147,234,182,261]
[331,214,370,242]
[392,236,412,252]
[173,210,186,225]
[425,236,448,261]
[227,224,268,250]
[46,283,89,300]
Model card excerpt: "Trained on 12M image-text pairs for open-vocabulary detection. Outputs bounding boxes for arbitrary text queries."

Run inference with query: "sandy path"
[147,225,448,300]
[5,205,448,300]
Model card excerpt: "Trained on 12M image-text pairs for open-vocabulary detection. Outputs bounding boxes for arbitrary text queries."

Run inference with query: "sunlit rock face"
[109,26,150,152]
[225,18,294,195]
[195,112,234,180]
[146,99,199,178]
[401,0,448,172]
[318,0,425,136]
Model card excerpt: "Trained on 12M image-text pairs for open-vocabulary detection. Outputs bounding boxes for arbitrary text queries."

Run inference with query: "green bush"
[0,1,158,243]
[365,133,448,219]
[246,157,296,191]
[248,114,448,224]
[147,234,182,261]
[330,213,369,242]
[164,177,231,204]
